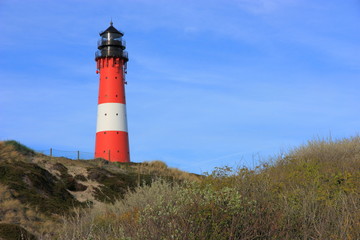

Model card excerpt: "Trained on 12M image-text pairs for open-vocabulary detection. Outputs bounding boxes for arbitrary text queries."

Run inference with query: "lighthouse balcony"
[95,50,128,61]
[98,39,126,50]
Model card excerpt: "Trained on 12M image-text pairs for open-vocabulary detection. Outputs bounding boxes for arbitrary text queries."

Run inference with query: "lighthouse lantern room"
[94,22,130,162]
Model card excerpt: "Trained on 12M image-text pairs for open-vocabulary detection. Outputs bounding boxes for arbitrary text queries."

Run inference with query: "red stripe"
[95,131,130,162]
[97,58,126,104]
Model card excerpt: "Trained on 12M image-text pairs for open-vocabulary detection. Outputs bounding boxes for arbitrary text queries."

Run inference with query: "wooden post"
[50,148,52,157]
[77,151,80,160]
[108,150,111,162]
[137,164,141,186]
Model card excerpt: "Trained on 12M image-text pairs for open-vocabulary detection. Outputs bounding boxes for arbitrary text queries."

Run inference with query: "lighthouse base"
[95,131,130,162]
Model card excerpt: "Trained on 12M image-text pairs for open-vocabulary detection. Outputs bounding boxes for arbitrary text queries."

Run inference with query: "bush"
[54,136,360,240]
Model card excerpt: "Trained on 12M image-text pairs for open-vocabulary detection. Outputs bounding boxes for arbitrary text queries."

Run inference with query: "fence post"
[50,148,52,157]
[108,150,111,161]
[77,151,80,160]
[137,164,141,186]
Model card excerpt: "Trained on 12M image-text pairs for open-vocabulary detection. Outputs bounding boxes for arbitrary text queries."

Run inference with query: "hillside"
[0,141,198,239]
[55,136,360,240]
[1,137,360,239]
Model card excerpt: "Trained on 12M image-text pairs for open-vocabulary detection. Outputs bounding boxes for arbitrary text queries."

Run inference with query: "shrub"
[54,136,360,240]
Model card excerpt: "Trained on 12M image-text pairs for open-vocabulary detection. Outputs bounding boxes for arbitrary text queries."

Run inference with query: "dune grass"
[53,136,360,240]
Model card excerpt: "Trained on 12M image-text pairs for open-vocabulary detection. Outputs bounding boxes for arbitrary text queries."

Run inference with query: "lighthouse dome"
[100,22,124,36]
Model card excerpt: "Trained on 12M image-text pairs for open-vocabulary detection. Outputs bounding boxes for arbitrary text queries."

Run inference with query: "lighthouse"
[94,22,130,162]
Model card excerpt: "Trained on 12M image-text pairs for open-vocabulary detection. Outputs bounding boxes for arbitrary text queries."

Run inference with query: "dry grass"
[139,160,200,182]
[0,141,28,162]
[53,136,360,240]
[0,183,59,238]
[5,137,359,239]
[0,140,200,239]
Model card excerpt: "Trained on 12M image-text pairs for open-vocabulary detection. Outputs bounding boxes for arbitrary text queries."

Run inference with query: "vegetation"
[0,140,197,239]
[54,136,360,240]
[0,161,84,215]
[3,140,35,156]
[0,223,37,240]
[1,138,360,239]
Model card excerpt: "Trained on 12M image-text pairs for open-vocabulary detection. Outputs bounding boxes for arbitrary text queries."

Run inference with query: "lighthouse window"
[116,95,118,97]
[105,77,108,79]
[104,132,106,134]
[115,77,117,79]
[116,113,118,116]
[105,113,107,116]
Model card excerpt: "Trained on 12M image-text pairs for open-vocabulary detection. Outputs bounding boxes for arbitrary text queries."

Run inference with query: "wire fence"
[36,148,95,160]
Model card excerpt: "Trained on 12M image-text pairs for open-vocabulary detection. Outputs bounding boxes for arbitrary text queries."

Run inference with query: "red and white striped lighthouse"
[94,22,130,162]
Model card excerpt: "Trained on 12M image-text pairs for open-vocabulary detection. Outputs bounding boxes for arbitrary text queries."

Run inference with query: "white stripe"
[96,103,128,132]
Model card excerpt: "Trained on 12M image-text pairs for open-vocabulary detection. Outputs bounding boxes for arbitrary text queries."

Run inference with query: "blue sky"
[1,0,360,173]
